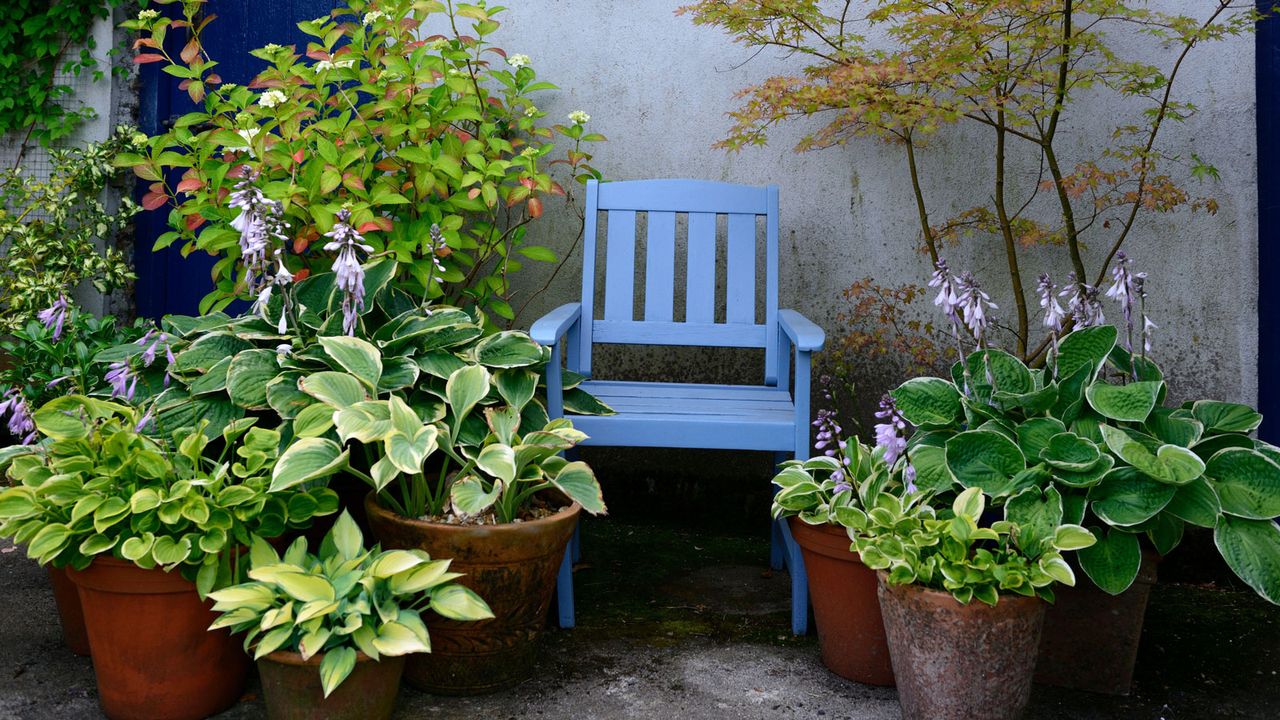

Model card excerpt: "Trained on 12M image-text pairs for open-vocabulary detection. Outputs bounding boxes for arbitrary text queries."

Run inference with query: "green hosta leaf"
[1214,516,1280,604]
[945,430,1026,496]
[299,372,368,407]
[495,368,538,411]
[994,383,1058,414]
[446,365,491,430]
[120,534,154,562]
[152,536,193,566]
[1055,325,1117,379]
[334,402,394,443]
[226,349,280,410]
[1005,485,1063,557]
[267,373,312,420]
[270,438,348,492]
[550,460,607,515]
[475,443,516,483]
[1164,476,1221,528]
[890,377,962,426]
[1077,527,1141,595]
[319,646,357,698]
[965,349,1033,395]
[331,510,364,561]
[188,356,233,395]
[1192,433,1256,461]
[377,356,420,393]
[1016,417,1068,461]
[172,333,253,373]
[474,331,544,368]
[906,444,953,494]
[1099,425,1204,485]
[1052,524,1097,551]
[1089,467,1177,527]
[385,426,439,475]
[1040,432,1101,471]
[1204,448,1280,519]
[1085,381,1162,423]
[372,621,431,656]
[1145,409,1204,448]
[1145,513,1184,556]
[293,403,336,439]
[563,389,614,415]
[319,336,383,390]
[29,524,71,562]
[416,350,468,379]
[1193,400,1263,434]
[429,584,495,621]
[450,475,500,516]
[1051,454,1114,489]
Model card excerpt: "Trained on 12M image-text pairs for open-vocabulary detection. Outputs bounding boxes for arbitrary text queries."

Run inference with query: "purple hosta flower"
[229,168,288,293]
[136,328,176,387]
[1037,273,1065,332]
[813,408,845,457]
[105,360,138,402]
[1105,251,1145,352]
[134,408,155,433]
[427,223,447,275]
[903,463,918,495]
[0,390,36,444]
[323,209,374,336]
[954,272,997,346]
[1143,316,1158,353]
[1059,273,1105,330]
[252,249,295,333]
[37,295,71,340]
[275,343,293,357]
[873,395,909,467]
[928,258,963,328]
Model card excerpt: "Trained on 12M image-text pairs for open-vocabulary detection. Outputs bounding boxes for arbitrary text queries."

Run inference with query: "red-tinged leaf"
[149,182,164,193]
[196,13,218,32]
[452,130,473,143]
[486,47,509,58]
[292,149,305,164]
[227,165,251,179]
[467,188,481,200]
[142,192,169,211]
[357,221,381,234]
[519,177,535,190]
[294,237,310,254]
[185,213,206,231]
[206,74,222,85]
[485,96,504,109]
[133,38,159,50]
[175,177,204,193]
[527,197,543,219]
[132,165,161,182]
[134,54,166,64]
[180,39,201,64]
[549,181,566,196]
[293,268,311,282]
[342,174,365,192]
[458,35,476,44]
[306,48,331,62]
[374,159,399,172]
[178,79,192,90]
[188,83,205,103]
[368,217,393,232]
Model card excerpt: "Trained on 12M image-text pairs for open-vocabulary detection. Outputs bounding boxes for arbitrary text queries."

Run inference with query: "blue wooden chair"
[531,178,824,635]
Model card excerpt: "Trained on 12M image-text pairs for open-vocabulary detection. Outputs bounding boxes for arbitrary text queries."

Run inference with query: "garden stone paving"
[1,519,1277,719]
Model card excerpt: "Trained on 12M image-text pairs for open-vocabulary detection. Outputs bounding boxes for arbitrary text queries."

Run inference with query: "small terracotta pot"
[67,556,249,720]
[258,650,405,720]
[47,565,90,656]
[788,518,893,685]
[364,493,579,695]
[1035,550,1159,695]
[878,574,1045,720]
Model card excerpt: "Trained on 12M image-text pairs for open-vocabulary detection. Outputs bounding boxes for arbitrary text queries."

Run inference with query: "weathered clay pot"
[364,493,579,695]
[67,556,249,720]
[258,650,404,720]
[1035,550,1159,695]
[788,517,894,685]
[878,574,1045,720]
[47,565,90,656]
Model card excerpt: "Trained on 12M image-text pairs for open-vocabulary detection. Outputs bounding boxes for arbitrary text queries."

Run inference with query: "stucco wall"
[494,1,1259,411]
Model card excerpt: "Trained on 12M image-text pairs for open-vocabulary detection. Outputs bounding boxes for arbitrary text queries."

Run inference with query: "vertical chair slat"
[685,212,717,323]
[578,181,600,376]
[726,213,756,324]
[764,186,780,384]
[644,211,677,321]
[603,210,637,321]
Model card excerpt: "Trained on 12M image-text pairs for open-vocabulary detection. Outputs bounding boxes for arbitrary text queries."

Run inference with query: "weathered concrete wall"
[495,1,1259,412]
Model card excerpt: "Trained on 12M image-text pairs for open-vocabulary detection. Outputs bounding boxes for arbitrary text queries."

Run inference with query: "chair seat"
[569,380,797,451]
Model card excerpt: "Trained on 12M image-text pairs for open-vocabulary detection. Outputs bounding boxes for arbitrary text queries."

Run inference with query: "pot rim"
[363,490,581,532]
[261,648,382,667]
[876,570,1046,609]
[66,554,198,594]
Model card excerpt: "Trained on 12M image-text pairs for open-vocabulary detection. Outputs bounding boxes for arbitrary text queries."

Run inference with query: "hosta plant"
[208,510,492,696]
[849,486,1096,605]
[886,323,1280,603]
[772,432,894,528]
[0,396,338,595]
[120,0,603,325]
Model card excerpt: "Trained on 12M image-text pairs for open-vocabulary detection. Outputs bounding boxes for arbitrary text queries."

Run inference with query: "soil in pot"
[46,565,90,656]
[364,493,579,695]
[878,574,1045,720]
[1035,550,1159,695]
[258,650,405,720]
[788,517,893,686]
[67,556,249,720]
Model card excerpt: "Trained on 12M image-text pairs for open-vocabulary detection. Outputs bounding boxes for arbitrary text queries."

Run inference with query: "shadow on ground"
[1,517,1277,719]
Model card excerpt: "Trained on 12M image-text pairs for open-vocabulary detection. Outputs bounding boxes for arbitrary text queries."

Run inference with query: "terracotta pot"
[788,518,893,685]
[67,556,249,720]
[258,650,404,720]
[46,565,90,656]
[364,493,579,695]
[1035,550,1159,695]
[878,574,1045,720]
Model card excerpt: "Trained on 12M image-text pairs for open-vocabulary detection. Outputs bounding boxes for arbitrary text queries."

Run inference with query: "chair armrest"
[778,309,824,352]
[530,303,582,346]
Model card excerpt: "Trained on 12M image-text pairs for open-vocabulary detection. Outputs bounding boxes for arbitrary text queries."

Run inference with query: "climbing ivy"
[0,0,126,148]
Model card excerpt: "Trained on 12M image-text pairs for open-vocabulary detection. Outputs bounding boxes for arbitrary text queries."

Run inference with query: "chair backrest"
[576,178,780,382]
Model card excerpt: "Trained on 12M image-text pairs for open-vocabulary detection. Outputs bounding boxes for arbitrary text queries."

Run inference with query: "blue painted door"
[134,0,343,318]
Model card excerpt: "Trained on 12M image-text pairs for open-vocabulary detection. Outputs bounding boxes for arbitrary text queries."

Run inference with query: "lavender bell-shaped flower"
[954,272,997,347]
[1059,272,1105,330]
[1037,273,1065,332]
[37,295,71,341]
[928,259,963,330]
[873,394,909,467]
[229,168,288,293]
[323,209,374,336]
[105,360,139,401]
[252,249,295,333]
[0,389,36,444]
[1105,251,1139,351]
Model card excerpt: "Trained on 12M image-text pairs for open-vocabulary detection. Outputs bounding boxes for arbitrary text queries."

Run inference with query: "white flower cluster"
[315,58,356,73]
[568,110,590,125]
[506,54,530,68]
[363,10,388,24]
[137,9,159,22]
[259,90,287,108]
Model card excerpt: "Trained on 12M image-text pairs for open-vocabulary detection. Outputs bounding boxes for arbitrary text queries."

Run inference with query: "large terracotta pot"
[258,650,404,720]
[788,517,893,685]
[1035,550,1159,695]
[47,565,90,656]
[878,574,1045,720]
[67,556,249,720]
[364,493,579,695]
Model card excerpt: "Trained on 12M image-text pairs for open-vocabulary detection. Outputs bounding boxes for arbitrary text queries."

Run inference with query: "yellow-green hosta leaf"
[28,523,71,562]
[319,646,358,698]
[445,364,491,430]
[272,572,336,603]
[270,438,348,492]
[318,336,383,390]
[253,626,295,660]
[299,371,368,407]
[391,560,460,594]
[334,401,393,443]
[1089,467,1177,527]
[372,620,431,656]
[475,443,516,483]
[78,533,117,556]
[292,403,336,439]
[368,550,428,579]
[1052,524,1097,551]
[208,583,278,612]
[1077,527,1141,595]
[890,376,962,426]
[449,475,499,517]
[549,460,605,515]
[1039,555,1076,586]
[429,584,494,621]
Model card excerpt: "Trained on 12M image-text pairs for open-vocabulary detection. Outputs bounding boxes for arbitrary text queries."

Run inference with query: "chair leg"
[769,451,789,571]
[565,448,583,564]
[778,516,809,636]
[555,543,575,629]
